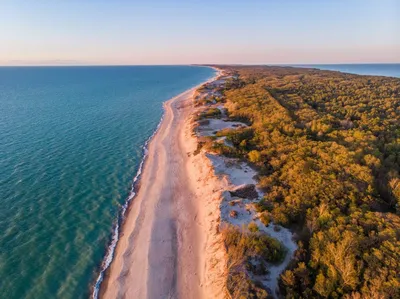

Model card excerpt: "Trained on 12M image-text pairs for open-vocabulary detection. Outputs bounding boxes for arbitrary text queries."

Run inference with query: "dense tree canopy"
[213,66,400,298]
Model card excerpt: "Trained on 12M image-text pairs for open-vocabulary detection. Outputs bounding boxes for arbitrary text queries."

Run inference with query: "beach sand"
[100,75,227,299]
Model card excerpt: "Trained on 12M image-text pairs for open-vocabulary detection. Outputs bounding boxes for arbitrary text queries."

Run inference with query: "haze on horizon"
[0,0,399,66]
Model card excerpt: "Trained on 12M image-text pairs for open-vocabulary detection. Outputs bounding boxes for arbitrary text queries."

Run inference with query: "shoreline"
[92,100,167,299]
[97,65,298,298]
[97,68,222,298]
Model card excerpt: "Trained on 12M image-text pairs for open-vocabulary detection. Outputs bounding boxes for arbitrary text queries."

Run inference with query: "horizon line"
[0,62,400,67]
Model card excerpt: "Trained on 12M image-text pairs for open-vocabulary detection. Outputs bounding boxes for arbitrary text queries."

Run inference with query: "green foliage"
[248,150,262,163]
[259,213,271,226]
[248,221,259,232]
[222,225,286,298]
[255,199,273,213]
[223,225,286,263]
[199,107,222,119]
[218,66,400,298]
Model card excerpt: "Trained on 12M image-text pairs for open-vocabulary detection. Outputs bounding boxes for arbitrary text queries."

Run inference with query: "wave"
[91,105,166,299]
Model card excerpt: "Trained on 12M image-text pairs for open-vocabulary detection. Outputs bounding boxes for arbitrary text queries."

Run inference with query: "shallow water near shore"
[0,65,215,299]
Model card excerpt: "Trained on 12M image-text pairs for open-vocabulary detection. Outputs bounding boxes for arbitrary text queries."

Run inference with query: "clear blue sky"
[0,0,399,65]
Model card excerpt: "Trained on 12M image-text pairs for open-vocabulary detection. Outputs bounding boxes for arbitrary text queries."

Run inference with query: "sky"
[0,0,399,65]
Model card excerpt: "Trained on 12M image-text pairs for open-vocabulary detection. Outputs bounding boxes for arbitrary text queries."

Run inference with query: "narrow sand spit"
[100,74,227,299]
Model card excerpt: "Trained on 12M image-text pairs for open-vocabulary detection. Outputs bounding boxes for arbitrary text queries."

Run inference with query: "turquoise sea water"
[0,66,215,299]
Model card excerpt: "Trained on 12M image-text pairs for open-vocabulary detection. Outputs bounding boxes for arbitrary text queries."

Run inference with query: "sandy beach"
[100,73,227,299]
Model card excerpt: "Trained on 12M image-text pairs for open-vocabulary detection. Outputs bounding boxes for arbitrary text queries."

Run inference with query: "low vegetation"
[222,225,286,298]
[200,107,222,119]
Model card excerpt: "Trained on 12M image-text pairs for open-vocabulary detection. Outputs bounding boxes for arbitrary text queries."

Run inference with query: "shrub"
[255,199,273,213]
[193,141,204,156]
[222,225,286,298]
[248,150,262,163]
[248,222,259,232]
[222,225,286,264]
[260,213,271,226]
[200,107,222,119]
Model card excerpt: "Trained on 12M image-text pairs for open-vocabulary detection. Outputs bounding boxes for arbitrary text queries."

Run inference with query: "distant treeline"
[214,65,400,298]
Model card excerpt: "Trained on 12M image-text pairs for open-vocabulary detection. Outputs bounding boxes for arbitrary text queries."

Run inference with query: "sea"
[295,63,400,78]
[0,65,215,299]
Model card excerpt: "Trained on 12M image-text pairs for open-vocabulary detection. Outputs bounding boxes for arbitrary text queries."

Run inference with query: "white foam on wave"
[91,105,166,299]
[91,72,219,298]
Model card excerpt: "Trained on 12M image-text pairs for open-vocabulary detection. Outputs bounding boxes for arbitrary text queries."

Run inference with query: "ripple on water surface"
[0,66,215,298]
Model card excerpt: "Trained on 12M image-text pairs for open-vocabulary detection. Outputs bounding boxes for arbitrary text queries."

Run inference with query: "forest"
[212,66,400,298]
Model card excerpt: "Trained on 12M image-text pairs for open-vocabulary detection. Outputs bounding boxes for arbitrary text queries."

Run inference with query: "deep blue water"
[295,63,400,78]
[0,65,215,299]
